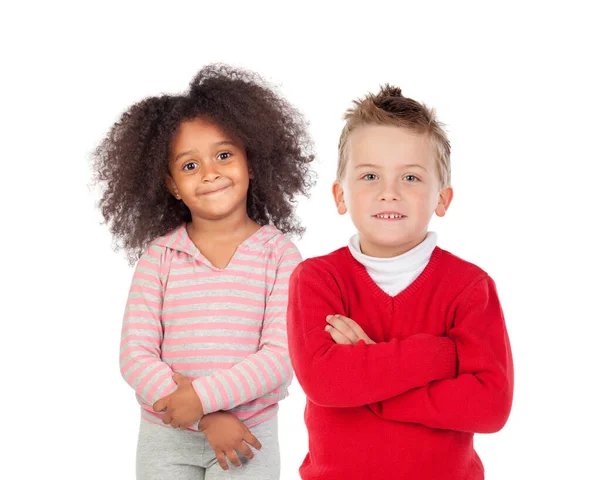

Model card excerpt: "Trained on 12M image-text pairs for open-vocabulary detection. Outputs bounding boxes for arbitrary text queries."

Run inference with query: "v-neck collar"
[159,223,273,271]
[344,246,443,305]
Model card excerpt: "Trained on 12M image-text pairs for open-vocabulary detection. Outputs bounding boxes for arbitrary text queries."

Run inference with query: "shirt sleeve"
[119,245,177,411]
[191,241,302,414]
[368,275,514,433]
[287,259,458,408]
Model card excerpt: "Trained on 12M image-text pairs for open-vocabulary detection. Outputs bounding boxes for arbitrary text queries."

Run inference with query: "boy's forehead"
[347,125,434,167]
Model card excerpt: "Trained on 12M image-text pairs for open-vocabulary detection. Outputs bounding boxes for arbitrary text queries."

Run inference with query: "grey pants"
[136,415,280,480]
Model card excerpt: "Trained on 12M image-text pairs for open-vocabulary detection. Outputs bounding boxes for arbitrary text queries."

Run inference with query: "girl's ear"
[165,175,181,200]
[332,181,347,215]
[435,186,453,217]
[248,166,255,180]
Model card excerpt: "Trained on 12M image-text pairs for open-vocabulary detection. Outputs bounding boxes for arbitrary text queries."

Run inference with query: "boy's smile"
[373,211,407,220]
[333,124,453,258]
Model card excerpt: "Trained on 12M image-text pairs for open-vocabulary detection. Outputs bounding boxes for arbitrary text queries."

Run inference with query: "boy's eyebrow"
[354,163,428,171]
[402,163,428,171]
[173,141,236,162]
[354,163,381,169]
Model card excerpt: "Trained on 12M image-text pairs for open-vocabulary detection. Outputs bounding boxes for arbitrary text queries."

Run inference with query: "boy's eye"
[404,175,419,182]
[217,152,232,161]
[362,173,378,181]
[183,162,198,171]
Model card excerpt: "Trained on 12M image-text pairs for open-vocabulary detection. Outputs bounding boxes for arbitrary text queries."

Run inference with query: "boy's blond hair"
[337,85,451,188]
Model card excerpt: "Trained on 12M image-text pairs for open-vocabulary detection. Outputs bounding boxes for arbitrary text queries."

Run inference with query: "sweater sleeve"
[287,260,458,408]
[191,241,302,414]
[119,245,177,411]
[368,275,514,433]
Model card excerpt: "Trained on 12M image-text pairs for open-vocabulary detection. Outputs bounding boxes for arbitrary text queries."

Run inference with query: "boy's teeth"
[376,214,402,219]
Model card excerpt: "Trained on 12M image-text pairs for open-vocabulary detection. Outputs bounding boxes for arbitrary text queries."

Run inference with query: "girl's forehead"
[176,118,244,147]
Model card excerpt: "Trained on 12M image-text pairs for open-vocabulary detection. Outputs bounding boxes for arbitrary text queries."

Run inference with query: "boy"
[287,85,513,479]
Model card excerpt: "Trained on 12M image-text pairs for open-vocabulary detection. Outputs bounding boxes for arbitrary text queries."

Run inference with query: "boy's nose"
[378,183,401,201]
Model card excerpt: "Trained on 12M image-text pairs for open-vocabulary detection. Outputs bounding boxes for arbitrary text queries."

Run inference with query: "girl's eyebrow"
[174,149,197,162]
[173,141,237,162]
[213,140,236,147]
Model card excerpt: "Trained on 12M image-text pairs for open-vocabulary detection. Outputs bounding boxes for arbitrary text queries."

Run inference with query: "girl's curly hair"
[92,64,315,264]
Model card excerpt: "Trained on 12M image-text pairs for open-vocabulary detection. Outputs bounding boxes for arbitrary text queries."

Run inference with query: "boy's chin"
[358,231,425,254]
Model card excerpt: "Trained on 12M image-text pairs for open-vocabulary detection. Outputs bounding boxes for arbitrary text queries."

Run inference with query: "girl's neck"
[187,212,261,244]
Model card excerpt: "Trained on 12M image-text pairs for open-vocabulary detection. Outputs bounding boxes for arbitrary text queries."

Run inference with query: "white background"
[2,1,599,479]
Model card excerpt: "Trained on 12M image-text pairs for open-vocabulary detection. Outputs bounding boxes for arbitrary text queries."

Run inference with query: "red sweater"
[287,246,513,480]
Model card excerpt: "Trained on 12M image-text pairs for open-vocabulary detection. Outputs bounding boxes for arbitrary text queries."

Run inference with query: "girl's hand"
[325,314,376,345]
[152,373,204,429]
[198,411,262,470]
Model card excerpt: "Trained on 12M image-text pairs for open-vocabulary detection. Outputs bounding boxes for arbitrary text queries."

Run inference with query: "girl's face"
[166,118,251,223]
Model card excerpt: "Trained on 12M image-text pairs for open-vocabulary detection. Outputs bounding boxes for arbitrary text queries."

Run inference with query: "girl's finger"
[161,410,172,425]
[216,451,229,471]
[226,449,243,468]
[244,432,262,451]
[237,441,254,460]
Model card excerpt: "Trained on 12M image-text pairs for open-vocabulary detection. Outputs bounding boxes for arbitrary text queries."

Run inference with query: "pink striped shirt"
[119,223,302,428]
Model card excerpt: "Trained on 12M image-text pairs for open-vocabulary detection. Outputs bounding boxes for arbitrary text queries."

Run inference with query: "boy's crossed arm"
[287,261,457,408]
[328,276,514,434]
[367,276,514,434]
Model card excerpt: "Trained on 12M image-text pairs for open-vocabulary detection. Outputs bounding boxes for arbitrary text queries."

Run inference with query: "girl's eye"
[217,152,232,161]
[183,162,198,171]
[362,173,378,181]
[404,175,419,182]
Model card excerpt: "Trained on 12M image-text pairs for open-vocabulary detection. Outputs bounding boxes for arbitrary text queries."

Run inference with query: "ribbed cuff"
[436,337,458,379]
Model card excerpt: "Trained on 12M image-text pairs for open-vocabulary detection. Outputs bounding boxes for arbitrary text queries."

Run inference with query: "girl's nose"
[201,161,221,182]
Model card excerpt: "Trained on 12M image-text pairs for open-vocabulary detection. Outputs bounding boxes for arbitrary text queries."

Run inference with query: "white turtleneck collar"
[348,232,438,296]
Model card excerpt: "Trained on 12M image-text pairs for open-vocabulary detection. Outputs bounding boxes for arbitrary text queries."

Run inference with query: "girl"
[93,64,315,479]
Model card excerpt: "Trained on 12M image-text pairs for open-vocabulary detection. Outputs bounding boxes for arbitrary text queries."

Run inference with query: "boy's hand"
[325,314,376,345]
[152,373,204,429]
[198,411,262,470]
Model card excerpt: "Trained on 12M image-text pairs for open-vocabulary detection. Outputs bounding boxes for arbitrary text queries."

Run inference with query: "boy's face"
[333,125,453,258]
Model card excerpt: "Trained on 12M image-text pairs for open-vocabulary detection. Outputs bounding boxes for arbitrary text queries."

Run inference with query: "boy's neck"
[358,232,429,258]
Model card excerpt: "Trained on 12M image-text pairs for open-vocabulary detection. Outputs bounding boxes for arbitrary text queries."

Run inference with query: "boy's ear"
[435,187,453,217]
[332,181,347,215]
[165,175,181,200]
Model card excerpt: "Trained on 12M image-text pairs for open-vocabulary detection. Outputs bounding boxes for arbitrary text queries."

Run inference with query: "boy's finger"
[326,325,353,344]
[172,372,186,385]
[244,432,262,450]
[326,316,359,343]
[337,315,371,342]
[337,315,362,333]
